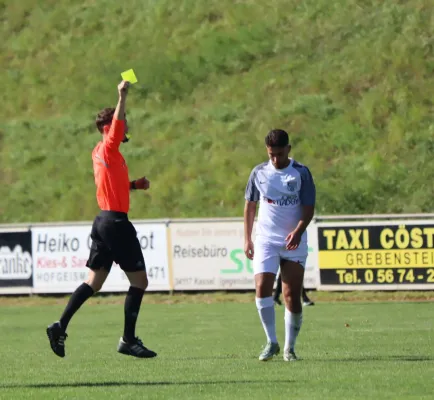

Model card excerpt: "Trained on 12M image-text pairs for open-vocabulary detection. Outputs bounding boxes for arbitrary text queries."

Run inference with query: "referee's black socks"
[123,286,145,343]
[59,283,95,331]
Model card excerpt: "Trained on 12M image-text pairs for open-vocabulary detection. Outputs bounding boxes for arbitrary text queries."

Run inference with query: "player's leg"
[273,270,282,305]
[254,240,281,361]
[302,285,315,306]
[46,216,112,357]
[112,220,156,358]
[280,257,305,361]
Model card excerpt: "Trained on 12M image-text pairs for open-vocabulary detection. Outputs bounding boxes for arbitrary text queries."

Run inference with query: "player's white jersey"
[245,159,316,246]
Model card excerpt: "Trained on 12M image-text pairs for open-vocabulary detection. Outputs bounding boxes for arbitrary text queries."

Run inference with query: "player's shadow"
[169,355,246,360]
[312,355,434,362]
[1,379,293,389]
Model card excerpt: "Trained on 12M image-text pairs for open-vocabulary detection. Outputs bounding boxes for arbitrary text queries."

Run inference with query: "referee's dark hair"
[265,129,289,147]
[96,107,115,133]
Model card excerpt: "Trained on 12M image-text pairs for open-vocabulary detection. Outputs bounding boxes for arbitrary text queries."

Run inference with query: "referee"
[46,80,157,359]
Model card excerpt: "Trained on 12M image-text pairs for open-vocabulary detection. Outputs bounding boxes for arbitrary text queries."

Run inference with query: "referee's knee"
[139,275,148,291]
[127,271,148,291]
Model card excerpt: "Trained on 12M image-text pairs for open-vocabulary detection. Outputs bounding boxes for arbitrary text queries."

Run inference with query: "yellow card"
[121,69,138,84]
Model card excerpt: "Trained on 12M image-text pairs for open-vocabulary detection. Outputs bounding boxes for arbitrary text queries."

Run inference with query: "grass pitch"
[0,293,433,399]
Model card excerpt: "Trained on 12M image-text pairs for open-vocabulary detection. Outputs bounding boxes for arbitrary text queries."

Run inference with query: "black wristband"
[131,180,136,190]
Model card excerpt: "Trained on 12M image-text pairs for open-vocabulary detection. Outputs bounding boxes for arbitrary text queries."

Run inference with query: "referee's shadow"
[1,379,293,389]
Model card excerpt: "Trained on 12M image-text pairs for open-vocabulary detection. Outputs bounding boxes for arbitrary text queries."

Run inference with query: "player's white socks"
[285,309,303,351]
[256,297,277,343]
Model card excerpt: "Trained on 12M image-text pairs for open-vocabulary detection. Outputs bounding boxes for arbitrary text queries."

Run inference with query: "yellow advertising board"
[318,220,434,288]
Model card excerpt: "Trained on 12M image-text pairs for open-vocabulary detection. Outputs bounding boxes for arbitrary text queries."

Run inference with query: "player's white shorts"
[253,239,307,275]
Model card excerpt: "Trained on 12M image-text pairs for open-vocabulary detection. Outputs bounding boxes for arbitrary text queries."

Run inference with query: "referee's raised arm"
[105,81,130,150]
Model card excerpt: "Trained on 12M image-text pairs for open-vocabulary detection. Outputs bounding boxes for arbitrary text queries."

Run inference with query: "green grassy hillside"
[1,0,433,223]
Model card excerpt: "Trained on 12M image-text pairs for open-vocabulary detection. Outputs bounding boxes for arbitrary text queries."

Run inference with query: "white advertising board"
[31,223,170,293]
[305,224,320,289]
[170,220,319,290]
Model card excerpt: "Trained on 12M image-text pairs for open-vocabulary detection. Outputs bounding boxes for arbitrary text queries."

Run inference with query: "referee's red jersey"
[92,117,130,213]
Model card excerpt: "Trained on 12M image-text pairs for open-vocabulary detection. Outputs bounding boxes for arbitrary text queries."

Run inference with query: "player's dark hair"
[96,107,115,133]
[265,129,289,147]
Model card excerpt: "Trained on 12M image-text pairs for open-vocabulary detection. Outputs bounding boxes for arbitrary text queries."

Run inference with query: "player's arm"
[105,81,129,150]
[293,205,315,236]
[244,167,260,260]
[286,166,316,250]
[297,166,316,232]
[244,200,257,244]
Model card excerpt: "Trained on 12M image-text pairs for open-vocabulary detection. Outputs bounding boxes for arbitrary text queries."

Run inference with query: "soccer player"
[46,81,157,359]
[274,271,315,307]
[244,129,316,361]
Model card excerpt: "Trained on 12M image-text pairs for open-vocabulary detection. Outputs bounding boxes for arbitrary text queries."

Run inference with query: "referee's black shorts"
[86,211,146,273]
